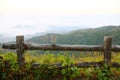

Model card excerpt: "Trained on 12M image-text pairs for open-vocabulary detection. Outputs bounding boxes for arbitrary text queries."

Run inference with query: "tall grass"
[1,51,120,80]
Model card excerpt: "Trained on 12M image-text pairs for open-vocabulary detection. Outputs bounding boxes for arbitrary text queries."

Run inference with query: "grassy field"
[0,51,120,80]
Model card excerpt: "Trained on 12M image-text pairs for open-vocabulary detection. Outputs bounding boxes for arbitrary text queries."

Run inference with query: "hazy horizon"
[0,0,120,35]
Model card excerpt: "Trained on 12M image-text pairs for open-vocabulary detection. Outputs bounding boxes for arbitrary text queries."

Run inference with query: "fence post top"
[16,35,24,37]
[104,36,112,38]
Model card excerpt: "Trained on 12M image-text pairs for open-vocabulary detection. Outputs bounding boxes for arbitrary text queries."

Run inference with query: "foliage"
[0,52,120,80]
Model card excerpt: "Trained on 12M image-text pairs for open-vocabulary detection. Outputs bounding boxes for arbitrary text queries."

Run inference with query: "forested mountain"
[27,26,120,45]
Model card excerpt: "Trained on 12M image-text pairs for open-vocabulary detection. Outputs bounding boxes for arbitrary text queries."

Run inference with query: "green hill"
[27,26,120,45]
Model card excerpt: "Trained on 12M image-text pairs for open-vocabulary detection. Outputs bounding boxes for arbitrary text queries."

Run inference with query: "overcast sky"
[0,0,120,35]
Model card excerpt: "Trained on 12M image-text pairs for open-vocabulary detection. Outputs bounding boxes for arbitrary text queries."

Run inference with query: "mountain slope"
[27,26,120,45]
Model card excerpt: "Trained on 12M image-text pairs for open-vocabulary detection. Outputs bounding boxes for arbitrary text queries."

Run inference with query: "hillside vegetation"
[27,26,120,45]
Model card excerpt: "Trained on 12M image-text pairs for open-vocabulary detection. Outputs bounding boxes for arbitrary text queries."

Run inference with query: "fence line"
[2,36,120,68]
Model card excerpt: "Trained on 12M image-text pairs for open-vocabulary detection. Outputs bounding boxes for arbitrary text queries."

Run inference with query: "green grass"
[1,51,120,80]
[24,51,104,64]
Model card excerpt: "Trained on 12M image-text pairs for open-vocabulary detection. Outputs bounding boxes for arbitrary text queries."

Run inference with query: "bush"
[0,52,120,80]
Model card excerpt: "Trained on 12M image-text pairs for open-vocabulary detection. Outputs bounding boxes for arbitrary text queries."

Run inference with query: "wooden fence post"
[16,36,25,68]
[104,36,112,65]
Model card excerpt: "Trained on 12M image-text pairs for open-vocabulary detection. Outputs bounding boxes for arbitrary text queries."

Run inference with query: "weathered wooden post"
[104,36,112,65]
[16,36,25,68]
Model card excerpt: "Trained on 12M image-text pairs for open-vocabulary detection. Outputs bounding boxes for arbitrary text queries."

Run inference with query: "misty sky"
[0,0,120,35]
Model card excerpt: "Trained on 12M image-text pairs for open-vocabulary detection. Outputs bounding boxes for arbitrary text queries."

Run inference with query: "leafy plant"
[0,52,120,80]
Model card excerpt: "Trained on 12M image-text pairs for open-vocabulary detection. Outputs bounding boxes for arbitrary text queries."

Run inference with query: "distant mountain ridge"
[27,26,120,45]
[0,26,84,42]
